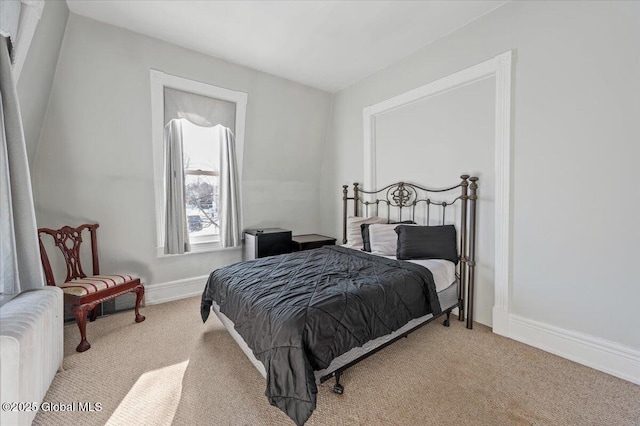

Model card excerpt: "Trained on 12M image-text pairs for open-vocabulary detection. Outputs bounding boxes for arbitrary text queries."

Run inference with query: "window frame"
[150,70,247,257]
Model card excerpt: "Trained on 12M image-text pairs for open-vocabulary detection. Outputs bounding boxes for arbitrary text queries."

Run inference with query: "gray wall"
[33,14,332,287]
[17,0,69,166]
[321,1,640,348]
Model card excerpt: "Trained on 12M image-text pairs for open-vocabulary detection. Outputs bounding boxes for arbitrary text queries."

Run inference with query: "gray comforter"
[201,246,441,425]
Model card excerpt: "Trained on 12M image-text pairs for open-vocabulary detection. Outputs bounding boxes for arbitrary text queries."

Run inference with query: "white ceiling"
[66,1,508,93]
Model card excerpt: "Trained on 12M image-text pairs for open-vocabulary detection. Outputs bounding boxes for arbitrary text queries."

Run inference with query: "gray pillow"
[345,216,386,249]
[361,220,415,252]
[395,225,458,264]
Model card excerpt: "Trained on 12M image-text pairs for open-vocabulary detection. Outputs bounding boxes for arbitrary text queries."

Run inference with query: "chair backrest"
[37,224,100,286]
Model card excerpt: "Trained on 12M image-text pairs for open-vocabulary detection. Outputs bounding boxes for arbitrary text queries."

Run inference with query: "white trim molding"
[509,314,640,385]
[149,69,248,257]
[144,275,209,306]
[363,51,513,335]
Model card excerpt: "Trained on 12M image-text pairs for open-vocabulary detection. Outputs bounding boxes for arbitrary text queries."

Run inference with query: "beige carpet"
[34,297,640,426]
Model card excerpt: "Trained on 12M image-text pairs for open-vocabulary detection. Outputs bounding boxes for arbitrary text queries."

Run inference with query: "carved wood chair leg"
[89,304,99,322]
[73,305,91,352]
[134,285,145,323]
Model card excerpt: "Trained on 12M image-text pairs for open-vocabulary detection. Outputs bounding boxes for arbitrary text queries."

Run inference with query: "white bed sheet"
[365,252,456,293]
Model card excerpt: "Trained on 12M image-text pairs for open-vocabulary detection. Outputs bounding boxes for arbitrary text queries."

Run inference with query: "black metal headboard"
[341,175,478,329]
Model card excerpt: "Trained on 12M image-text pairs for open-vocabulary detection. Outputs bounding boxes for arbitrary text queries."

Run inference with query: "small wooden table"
[292,234,336,251]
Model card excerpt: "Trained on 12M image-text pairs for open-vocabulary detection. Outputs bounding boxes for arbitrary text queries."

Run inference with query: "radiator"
[0,286,64,426]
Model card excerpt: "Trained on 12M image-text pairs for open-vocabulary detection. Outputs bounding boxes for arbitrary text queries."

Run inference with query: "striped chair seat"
[59,275,134,297]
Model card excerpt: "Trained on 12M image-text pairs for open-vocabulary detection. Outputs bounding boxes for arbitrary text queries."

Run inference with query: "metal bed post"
[466,177,478,329]
[398,182,404,220]
[458,175,469,322]
[342,185,349,244]
[353,183,359,216]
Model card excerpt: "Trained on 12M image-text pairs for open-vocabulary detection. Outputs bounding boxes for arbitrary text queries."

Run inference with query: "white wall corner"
[492,306,509,336]
[508,314,640,385]
[492,49,512,339]
[144,275,209,306]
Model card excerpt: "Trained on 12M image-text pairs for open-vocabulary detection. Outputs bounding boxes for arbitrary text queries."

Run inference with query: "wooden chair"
[37,224,145,352]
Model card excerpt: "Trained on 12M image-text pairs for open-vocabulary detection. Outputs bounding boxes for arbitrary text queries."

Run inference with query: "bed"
[201,175,478,425]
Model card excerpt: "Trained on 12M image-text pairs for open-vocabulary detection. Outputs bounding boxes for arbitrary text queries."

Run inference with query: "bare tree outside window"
[184,167,220,234]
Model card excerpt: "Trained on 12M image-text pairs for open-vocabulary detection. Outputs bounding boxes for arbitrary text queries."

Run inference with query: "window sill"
[156,241,241,258]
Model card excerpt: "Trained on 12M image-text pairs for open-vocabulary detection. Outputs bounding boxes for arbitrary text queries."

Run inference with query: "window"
[150,70,247,256]
[182,121,221,243]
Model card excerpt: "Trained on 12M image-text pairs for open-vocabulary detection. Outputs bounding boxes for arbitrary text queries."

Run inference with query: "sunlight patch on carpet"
[105,360,189,426]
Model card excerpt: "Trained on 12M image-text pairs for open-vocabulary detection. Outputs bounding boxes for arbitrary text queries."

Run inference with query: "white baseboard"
[144,275,209,306]
[507,314,640,385]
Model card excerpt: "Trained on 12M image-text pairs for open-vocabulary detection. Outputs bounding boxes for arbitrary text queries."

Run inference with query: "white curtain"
[217,126,241,248]
[0,1,20,62]
[164,87,235,130]
[0,35,44,296]
[162,88,242,251]
[163,120,190,255]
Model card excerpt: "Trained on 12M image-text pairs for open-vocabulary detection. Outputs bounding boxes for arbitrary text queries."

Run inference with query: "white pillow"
[368,223,400,256]
[345,216,386,249]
